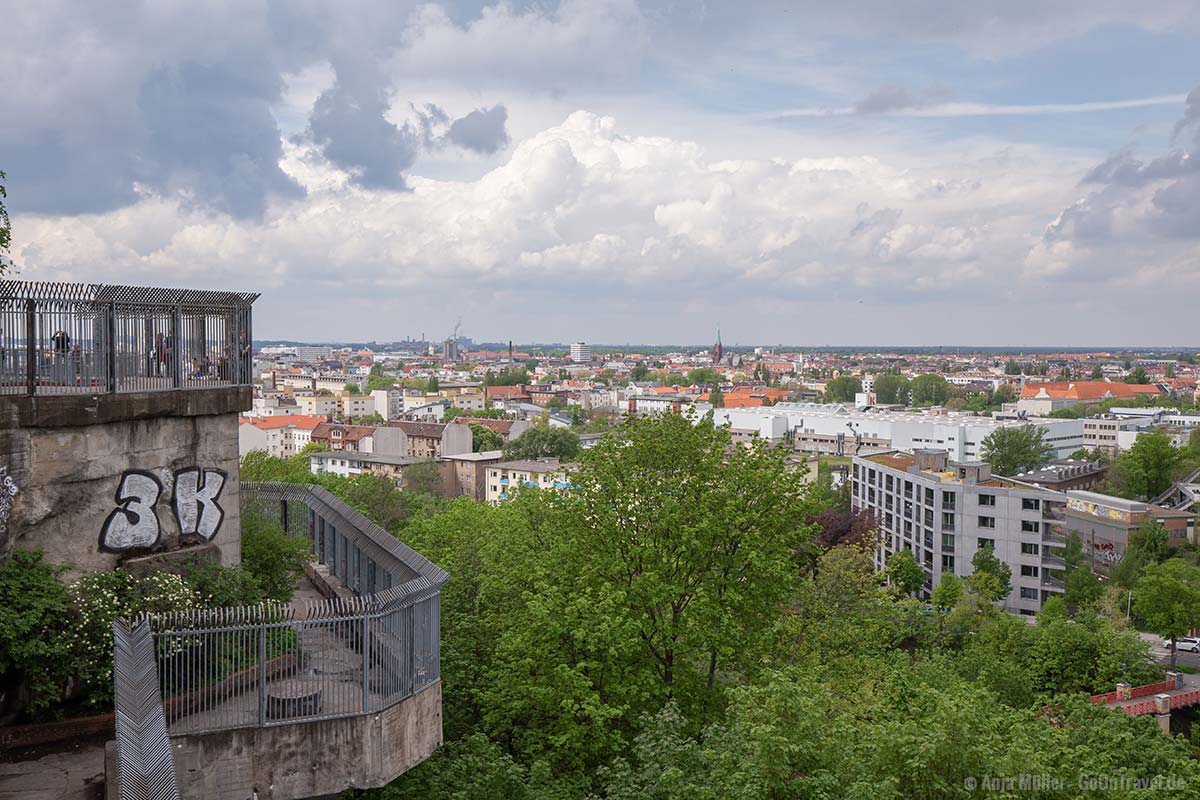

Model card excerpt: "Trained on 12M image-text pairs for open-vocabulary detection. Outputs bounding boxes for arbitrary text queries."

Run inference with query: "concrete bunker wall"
[0,387,251,577]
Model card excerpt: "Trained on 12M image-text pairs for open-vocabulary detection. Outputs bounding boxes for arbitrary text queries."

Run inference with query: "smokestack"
[509,340,514,363]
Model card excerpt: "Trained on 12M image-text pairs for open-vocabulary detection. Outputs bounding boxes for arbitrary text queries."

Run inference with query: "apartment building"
[238,414,323,457]
[570,342,591,363]
[310,422,376,452]
[1081,415,1155,453]
[308,450,423,484]
[371,388,405,420]
[295,394,339,417]
[339,392,377,419]
[710,403,1083,461]
[1014,381,1161,415]
[374,420,472,459]
[852,449,1066,615]
[443,450,505,501]
[485,459,575,504]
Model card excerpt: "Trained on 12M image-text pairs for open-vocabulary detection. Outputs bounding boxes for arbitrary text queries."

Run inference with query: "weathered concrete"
[0,388,249,577]
[171,682,443,800]
[0,740,106,800]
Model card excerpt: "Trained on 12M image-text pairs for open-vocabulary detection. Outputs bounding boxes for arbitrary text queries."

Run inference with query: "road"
[1139,632,1200,671]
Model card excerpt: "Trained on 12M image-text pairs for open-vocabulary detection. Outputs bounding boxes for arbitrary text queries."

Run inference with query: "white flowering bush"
[68,569,198,709]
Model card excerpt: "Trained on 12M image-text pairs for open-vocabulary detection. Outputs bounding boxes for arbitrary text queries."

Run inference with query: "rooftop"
[493,459,574,473]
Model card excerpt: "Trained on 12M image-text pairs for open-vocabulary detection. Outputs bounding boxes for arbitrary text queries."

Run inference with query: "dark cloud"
[1048,83,1200,245]
[137,61,303,219]
[414,104,511,154]
[445,106,511,153]
[308,62,420,190]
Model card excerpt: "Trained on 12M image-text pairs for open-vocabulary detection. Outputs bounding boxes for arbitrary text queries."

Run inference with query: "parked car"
[1161,636,1200,652]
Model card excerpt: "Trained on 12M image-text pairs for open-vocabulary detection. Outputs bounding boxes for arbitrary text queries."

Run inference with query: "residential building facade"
[485,459,574,504]
[852,449,1067,615]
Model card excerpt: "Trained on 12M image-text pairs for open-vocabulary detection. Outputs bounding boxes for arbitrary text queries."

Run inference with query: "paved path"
[0,740,105,800]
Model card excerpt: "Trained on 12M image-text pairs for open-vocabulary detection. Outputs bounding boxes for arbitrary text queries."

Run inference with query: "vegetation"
[502,426,581,461]
[685,367,721,386]
[239,511,314,601]
[909,373,950,406]
[979,424,1055,476]
[873,373,910,404]
[468,422,505,452]
[823,375,861,402]
[1134,559,1200,668]
[341,411,1198,799]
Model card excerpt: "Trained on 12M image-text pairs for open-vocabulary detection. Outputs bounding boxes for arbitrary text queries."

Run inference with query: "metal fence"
[114,482,448,737]
[0,281,257,395]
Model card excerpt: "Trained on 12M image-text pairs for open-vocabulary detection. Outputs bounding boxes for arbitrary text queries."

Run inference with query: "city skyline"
[3,2,1199,345]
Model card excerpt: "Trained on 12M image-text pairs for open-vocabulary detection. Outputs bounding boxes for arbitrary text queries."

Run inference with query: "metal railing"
[113,482,448,738]
[0,281,257,395]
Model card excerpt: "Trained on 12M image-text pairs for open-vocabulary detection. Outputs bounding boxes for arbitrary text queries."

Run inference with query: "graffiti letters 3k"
[100,468,228,551]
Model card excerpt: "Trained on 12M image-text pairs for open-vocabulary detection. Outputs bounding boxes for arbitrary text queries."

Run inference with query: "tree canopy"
[979,424,1055,476]
[823,375,861,403]
[908,374,950,406]
[502,426,581,461]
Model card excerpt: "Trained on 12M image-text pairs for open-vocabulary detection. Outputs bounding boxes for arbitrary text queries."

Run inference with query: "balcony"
[0,280,256,396]
[1042,574,1066,592]
[1042,505,1065,522]
[112,482,449,800]
[1041,554,1067,570]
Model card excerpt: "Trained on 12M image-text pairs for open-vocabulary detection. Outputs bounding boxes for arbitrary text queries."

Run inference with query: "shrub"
[68,570,197,710]
[240,510,312,602]
[185,559,264,608]
[0,551,75,718]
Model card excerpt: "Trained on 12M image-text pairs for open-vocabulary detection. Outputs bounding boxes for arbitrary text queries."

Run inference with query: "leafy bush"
[240,510,313,602]
[185,559,265,608]
[0,551,75,718]
[68,569,197,710]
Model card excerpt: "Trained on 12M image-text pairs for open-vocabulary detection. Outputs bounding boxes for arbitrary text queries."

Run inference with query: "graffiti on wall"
[100,467,228,552]
[0,466,19,535]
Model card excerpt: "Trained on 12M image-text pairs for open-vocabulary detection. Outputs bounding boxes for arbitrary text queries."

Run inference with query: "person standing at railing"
[51,329,70,385]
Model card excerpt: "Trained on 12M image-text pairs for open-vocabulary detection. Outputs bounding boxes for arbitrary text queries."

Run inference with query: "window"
[942,533,955,550]
[886,475,894,491]
[942,512,955,531]
[1021,520,1039,533]
[853,463,859,478]
[977,537,995,550]
[1020,587,1039,600]
[1021,543,1039,555]
[1020,565,1039,577]
[942,491,956,510]
[1022,498,1041,511]
[904,481,913,498]
[979,494,996,507]
[978,516,995,529]
[925,487,934,504]
[941,554,956,572]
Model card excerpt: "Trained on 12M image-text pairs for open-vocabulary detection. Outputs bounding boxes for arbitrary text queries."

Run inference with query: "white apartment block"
[339,393,377,419]
[569,342,591,364]
[852,450,1066,615]
[706,403,1083,462]
[371,388,405,420]
[238,415,323,457]
[295,395,339,417]
[485,459,574,505]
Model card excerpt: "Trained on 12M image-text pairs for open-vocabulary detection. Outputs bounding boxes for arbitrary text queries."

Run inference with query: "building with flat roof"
[238,413,324,457]
[1062,491,1197,570]
[707,403,1084,461]
[1015,381,1161,415]
[852,449,1067,615]
[485,459,575,505]
[570,342,591,363]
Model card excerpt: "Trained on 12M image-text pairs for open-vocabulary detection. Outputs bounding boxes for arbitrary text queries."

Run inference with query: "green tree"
[886,548,924,596]
[629,363,650,382]
[1119,429,1181,499]
[823,375,862,403]
[343,382,361,394]
[1125,367,1148,384]
[403,460,444,496]
[0,552,73,718]
[873,374,910,405]
[708,386,724,408]
[1090,364,1103,380]
[1134,558,1200,667]
[930,573,964,610]
[686,367,720,386]
[1004,361,1023,375]
[908,374,950,406]
[967,545,1012,602]
[979,424,1055,476]
[469,422,504,452]
[426,375,441,393]
[502,427,581,461]
[1165,363,1176,378]
[240,510,314,601]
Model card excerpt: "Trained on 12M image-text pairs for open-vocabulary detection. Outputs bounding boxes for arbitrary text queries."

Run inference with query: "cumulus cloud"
[415,104,511,154]
[1028,85,1200,283]
[15,111,1082,334]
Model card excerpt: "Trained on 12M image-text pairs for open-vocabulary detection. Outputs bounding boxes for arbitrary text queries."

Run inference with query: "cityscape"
[3,2,1200,799]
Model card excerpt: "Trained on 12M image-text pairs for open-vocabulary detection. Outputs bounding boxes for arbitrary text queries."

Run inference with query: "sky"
[3,1,1200,347]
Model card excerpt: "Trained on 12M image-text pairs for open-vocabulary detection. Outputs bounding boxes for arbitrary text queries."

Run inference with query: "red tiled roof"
[239,414,325,430]
[387,420,447,438]
[312,422,376,441]
[451,417,516,434]
[1020,381,1161,400]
